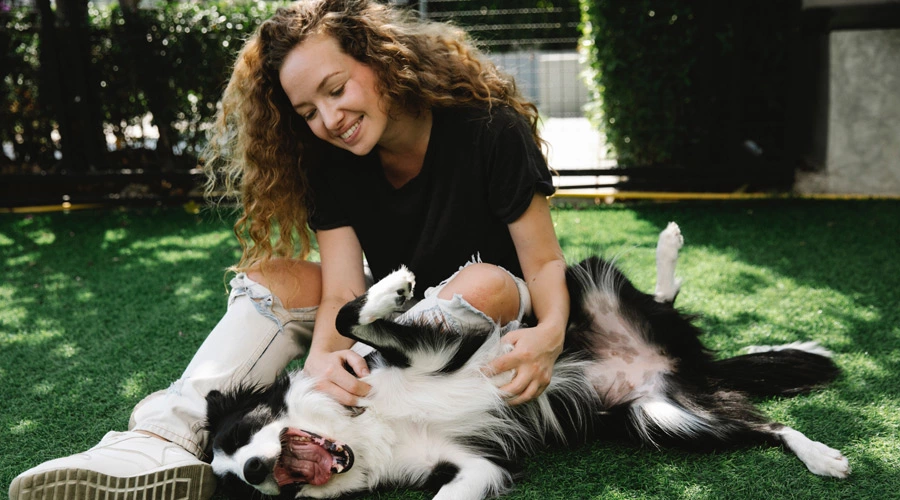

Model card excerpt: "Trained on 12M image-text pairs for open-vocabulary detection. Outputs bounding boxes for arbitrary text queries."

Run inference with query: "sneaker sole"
[8,464,216,500]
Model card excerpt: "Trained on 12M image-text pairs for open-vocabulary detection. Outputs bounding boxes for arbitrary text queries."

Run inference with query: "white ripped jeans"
[129,262,531,459]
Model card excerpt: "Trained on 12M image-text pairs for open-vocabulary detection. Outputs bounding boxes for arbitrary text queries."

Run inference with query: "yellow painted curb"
[552,191,900,202]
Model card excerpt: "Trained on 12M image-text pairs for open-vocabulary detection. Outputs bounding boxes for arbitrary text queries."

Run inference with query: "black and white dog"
[205,223,850,499]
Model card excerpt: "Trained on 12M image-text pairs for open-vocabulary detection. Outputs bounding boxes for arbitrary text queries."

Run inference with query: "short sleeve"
[485,108,555,224]
[307,160,350,232]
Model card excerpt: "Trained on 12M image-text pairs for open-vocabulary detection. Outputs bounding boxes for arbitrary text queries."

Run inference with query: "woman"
[9,1,568,498]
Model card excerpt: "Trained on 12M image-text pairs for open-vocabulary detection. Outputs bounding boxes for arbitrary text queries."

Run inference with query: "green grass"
[2,200,899,499]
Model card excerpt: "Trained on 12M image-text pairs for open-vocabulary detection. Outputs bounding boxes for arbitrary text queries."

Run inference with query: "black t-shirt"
[308,105,555,297]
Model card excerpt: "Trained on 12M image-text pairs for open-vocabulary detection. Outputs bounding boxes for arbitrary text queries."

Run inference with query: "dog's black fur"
[205,224,848,499]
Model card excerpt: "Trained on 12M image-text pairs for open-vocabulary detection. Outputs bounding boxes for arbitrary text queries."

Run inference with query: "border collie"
[205,223,849,499]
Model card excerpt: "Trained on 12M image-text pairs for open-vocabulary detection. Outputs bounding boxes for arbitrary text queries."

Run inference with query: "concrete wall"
[796,29,900,195]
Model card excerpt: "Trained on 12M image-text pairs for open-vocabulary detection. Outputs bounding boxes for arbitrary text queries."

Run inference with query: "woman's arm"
[486,193,569,405]
[303,226,372,406]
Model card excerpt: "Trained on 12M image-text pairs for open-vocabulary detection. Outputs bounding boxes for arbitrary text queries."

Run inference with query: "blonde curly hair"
[204,0,545,270]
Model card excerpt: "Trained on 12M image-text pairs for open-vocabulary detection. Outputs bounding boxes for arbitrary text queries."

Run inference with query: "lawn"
[2,200,898,499]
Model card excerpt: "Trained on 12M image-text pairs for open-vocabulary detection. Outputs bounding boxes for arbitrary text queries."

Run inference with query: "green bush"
[580,0,798,168]
[0,8,58,166]
[1,1,290,168]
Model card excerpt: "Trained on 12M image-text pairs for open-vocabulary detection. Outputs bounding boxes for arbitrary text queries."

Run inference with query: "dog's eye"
[215,420,257,455]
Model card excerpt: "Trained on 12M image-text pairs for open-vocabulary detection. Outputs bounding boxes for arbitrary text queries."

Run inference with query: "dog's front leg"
[432,456,509,500]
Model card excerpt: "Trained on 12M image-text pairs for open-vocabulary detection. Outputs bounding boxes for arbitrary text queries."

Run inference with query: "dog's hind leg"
[629,390,850,479]
[773,425,850,478]
[654,222,684,304]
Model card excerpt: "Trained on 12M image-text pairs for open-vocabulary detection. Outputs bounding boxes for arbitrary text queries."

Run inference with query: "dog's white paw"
[655,222,683,303]
[657,222,684,261]
[780,427,850,478]
[359,266,415,325]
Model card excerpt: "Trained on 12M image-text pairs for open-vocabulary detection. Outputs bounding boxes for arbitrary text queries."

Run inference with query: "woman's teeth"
[340,119,361,140]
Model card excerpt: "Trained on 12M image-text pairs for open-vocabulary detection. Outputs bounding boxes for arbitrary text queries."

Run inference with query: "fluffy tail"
[713,345,840,397]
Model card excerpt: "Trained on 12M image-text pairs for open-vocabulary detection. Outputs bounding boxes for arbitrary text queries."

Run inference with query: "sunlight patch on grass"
[31,380,55,396]
[121,232,235,265]
[6,251,39,267]
[175,276,214,300]
[2,328,64,347]
[119,372,150,399]
[0,232,13,246]
[189,312,212,325]
[29,229,56,245]
[0,305,30,334]
[52,342,80,359]
[129,232,233,251]
[10,420,37,435]
[152,249,212,264]
[102,227,129,247]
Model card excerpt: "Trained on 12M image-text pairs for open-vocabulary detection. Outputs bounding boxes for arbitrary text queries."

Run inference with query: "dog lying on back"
[205,223,849,499]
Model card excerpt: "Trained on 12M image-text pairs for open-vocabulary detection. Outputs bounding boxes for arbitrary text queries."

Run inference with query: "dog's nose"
[243,456,273,485]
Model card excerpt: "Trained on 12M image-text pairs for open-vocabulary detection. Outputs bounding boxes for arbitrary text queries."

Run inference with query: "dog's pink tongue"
[275,431,334,487]
[274,441,333,486]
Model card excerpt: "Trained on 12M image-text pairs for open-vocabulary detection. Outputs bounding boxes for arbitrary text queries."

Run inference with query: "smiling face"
[279,33,389,156]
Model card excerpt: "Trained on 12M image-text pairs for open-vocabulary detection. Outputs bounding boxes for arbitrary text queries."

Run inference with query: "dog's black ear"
[204,389,233,436]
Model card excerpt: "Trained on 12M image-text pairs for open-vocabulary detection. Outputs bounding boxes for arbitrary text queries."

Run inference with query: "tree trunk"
[120,0,177,172]
[40,0,107,171]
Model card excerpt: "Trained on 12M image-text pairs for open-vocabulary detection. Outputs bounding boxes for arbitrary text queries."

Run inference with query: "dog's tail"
[712,342,840,397]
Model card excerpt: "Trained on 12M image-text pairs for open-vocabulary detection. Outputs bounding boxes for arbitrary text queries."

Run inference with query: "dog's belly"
[582,293,673,407]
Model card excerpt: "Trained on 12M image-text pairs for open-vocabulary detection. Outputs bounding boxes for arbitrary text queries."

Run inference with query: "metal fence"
[411,0,608,186]
[414,0,589,119]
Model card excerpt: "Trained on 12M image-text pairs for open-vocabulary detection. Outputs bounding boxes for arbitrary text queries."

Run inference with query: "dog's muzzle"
[274,428,354,488]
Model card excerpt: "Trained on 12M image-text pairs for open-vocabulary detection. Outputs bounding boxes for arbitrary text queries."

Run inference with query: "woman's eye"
[330,85,345,97]
[302,109,317,121]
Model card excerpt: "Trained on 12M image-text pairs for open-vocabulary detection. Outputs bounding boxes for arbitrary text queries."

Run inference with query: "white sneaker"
[8,431,215,500]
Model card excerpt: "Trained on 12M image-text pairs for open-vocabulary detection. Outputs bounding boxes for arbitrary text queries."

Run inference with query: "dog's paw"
[780,427,850,479]
[654,222,683,303]
[359,266,415,325]
[804,440,851,478]
[657,222,684,261]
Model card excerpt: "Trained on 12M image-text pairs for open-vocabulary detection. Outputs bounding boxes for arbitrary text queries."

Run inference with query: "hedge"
[1,1,290,169]
[579,0,799,168]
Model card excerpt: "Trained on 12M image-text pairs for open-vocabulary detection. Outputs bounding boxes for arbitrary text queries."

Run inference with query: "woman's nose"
[319,103,344,133]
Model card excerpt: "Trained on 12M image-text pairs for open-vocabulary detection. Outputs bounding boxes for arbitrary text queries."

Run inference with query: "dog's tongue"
[274,428,354,487]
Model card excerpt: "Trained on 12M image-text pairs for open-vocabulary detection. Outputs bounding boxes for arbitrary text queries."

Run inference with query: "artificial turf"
[2,199,898,499]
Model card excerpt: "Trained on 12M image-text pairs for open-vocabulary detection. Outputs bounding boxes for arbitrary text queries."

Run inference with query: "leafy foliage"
[579,1,798,168]
[1,1,290,168]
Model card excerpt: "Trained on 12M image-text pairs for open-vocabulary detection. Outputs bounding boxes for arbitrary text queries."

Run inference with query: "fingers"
[304,350,372,407]
[488,351,552,405]
[483,351,516,378]
[342,351,371,379]
[505,379,546,406]
[500,368,549,406]
[482,328,526,376]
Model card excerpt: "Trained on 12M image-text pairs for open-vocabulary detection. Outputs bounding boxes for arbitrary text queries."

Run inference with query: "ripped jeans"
[129,262,531,459]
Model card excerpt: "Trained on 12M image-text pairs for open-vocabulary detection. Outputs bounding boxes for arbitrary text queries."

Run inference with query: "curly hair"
[204,0,545,270]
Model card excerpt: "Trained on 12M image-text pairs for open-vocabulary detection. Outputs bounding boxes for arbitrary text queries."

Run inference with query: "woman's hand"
[302,348,372,407]
[485,323,564,405]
